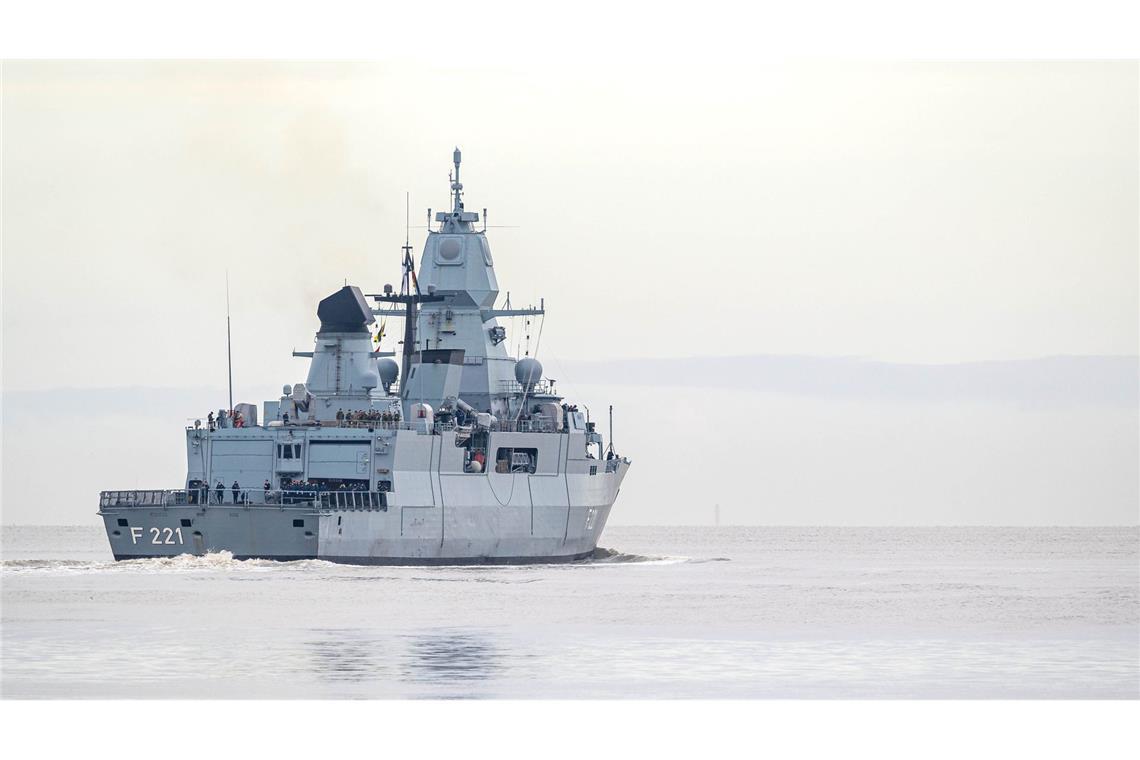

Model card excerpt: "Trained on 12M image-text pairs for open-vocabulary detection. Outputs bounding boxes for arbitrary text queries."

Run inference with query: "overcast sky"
[2,61,1137,525]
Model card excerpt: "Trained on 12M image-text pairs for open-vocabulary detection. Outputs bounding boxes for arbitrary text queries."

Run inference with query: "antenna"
[400,198,419,299]
[607,404,614,457]
[533,302,546,358]
[225,271,233,413]
[451,146,463,212]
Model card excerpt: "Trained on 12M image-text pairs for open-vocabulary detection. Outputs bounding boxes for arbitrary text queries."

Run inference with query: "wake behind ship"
[98,150,630,564]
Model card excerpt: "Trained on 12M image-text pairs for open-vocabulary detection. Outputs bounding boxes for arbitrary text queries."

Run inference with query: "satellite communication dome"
[377,358,399,391]
[515,357,543,389]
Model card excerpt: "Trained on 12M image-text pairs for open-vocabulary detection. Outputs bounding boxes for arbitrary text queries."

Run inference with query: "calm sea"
[2,525,1137,698]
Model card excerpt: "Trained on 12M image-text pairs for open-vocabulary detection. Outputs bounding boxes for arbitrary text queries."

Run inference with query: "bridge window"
[278,443,302,459]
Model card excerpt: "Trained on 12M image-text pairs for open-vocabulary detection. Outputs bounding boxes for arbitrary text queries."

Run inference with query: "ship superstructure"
[98,150,630,563]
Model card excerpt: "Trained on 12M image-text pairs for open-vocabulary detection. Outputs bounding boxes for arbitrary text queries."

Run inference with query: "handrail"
[99,488,389,510]
[331,419,407,429]
[498,379,557,396]
[492,418,558,433]
[185,417,569,434]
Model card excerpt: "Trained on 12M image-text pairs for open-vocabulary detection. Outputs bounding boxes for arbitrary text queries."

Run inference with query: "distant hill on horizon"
[3,354,1137,415]
[555,354,1138,407]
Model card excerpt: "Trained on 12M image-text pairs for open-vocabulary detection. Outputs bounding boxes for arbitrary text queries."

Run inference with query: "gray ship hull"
[100,504,319,561]
[99,462,625,564]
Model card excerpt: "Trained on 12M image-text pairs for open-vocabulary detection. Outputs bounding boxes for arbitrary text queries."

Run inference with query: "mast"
[226,271,233,413]
[450,146,463,213]
[369,194,444,399]
[607,404,614,456]
[400,193,417,385]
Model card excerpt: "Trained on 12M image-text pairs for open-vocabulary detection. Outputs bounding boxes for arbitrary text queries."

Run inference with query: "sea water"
[1,525,1137,698]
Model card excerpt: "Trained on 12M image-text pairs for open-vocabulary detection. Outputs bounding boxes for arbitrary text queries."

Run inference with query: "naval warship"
[98,149,630,564]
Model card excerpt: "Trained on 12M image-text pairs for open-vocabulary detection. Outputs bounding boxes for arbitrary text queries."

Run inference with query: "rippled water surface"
[2,525,1137,698]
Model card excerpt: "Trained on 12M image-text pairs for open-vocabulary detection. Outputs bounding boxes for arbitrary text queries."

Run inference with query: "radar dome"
[377,357,399,392]
[515,357,543,389]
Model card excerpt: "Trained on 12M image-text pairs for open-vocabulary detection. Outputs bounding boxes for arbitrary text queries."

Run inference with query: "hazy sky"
[2,61,1137,525]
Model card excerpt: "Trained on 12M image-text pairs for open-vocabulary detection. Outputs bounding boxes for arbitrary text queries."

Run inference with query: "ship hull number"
[129,527,184,545]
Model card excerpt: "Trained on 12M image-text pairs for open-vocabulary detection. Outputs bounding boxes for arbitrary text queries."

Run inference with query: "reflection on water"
[304,629,502,690]
[306,631,387,683]
[401,631,502,685]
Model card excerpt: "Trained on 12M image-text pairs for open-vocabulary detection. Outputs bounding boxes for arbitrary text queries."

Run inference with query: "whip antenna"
[607,404,614,456]
[226,271,233,413]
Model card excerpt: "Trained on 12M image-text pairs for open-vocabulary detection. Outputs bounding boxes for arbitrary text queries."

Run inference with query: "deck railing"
[326,418,563,433]
[189,417,568,435]
[99,488,389,511]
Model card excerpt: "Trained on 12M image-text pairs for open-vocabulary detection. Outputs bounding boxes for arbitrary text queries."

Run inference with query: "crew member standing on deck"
[214,479,224,504]
[232,480,240,504]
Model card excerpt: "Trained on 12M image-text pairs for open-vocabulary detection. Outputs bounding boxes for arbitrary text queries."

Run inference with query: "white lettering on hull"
[127,526,184,545]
